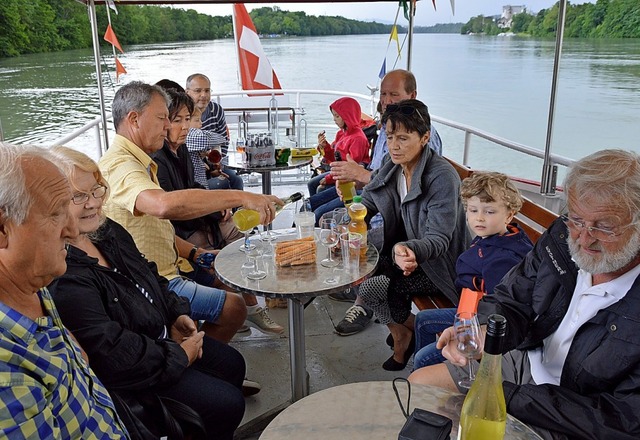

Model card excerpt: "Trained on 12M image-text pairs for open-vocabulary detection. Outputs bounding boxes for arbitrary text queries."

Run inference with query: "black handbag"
[112,391,206,440]
[393,378,452,440]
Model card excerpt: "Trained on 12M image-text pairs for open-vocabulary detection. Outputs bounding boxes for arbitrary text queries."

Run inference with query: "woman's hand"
[180,331,205,365]
[170,315,197,343]
[393,244,418,276]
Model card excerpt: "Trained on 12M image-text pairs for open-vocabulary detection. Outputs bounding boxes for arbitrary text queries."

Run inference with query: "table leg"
[288,297,308,402]
[260,171,272,196]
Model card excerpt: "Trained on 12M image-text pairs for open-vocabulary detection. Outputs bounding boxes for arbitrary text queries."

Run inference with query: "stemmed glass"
[232,208,258,252]
[453,311,483,389]
[319,218,340,269]
[243,244,266,280]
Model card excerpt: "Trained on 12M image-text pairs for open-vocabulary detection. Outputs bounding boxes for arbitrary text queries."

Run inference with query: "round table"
[259,381,543,439]
[223,152,312,195]
[215,231,379,402]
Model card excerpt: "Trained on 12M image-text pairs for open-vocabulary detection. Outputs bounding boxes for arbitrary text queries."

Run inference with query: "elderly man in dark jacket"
[410,149,640,440]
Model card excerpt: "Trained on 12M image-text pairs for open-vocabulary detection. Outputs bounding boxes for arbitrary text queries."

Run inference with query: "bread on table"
[275,236,316,267]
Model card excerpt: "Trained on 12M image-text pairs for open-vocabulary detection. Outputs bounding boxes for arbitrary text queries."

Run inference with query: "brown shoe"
[266,298,288,308]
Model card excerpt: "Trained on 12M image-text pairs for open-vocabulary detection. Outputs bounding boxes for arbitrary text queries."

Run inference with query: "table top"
[259,381,543,440]
[223,152,312,173]
[215,230,379,298]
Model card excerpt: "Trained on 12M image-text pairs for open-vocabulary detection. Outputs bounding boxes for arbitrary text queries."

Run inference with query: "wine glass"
[232,208,258,252]
[454,311,483,389]
[243,244,266,280]
[319,218,340,269]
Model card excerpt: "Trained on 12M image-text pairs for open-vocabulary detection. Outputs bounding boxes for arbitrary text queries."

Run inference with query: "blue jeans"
[308,185,364,225]
[168,277,226,323]
[308,171,329,196]
[413,308,456,370]
[209,167,243,190]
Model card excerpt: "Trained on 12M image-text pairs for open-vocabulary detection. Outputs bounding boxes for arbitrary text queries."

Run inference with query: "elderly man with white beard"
[409,149,640,440]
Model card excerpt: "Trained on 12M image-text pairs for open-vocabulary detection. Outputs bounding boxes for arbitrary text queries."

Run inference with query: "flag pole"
[87,0,110,153]
[407,0,415,70]
[104,4,120,83]
[232,5,243,91]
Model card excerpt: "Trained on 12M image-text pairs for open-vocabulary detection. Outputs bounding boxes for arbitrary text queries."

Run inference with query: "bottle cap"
[486,314,507,337]
[353,195,362,203]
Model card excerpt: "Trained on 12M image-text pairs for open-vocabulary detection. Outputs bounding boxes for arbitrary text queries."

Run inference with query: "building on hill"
[498,5,527,28]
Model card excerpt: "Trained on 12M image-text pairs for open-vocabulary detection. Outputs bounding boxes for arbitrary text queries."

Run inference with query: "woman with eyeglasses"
[47,146,245,439]
[357,99,471,371]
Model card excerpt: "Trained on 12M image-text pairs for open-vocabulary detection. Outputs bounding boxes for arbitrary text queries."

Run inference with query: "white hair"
[0,142,61,225]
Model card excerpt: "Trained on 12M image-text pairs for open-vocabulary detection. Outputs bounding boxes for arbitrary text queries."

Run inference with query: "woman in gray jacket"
[359,99,470,371]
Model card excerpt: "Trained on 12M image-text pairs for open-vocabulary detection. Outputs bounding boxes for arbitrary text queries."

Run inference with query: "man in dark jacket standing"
[409,149,640,440]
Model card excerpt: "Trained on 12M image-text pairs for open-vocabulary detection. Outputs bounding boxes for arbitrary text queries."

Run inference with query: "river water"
[0,34,639,180]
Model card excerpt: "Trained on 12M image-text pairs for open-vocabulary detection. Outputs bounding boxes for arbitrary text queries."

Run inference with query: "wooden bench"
[412,157,558,311]
[514,196,559,243]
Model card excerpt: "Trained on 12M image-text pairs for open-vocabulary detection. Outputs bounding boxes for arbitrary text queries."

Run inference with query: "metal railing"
[49,89,575,203]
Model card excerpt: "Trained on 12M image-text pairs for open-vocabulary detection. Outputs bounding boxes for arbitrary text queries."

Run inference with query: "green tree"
[0,0,29,56]
[511,12,534,33]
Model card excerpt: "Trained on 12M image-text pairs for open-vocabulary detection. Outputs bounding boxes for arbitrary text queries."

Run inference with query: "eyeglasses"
[385,104,427,125]
[560,214,637,242]
[72,185,107,205]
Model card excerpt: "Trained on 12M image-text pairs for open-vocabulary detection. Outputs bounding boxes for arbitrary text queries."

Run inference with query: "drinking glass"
[454,312,483,389]
[232,208,258,252]
[243,245,266,280]
[319,218,340,269]
[333,207,349,226]
[294,201,315,239]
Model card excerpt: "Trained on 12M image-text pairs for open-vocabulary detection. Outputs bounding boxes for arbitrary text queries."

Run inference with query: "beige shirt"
[99,134,181,280]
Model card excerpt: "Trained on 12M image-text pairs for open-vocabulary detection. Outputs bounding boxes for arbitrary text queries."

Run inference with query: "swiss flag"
[233,4,282,93]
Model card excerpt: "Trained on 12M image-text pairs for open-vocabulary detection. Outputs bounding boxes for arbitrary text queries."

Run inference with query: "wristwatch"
[188,245,198,262]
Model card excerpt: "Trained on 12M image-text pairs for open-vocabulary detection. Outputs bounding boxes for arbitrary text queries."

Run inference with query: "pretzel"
[275,238,316,267]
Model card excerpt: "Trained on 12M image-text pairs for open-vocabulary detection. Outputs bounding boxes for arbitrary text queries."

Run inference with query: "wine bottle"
[232,192,304,231]
[458,314,507,440]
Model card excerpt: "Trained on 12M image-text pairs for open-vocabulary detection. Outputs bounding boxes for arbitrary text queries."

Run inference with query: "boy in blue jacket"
[412,172,533,369]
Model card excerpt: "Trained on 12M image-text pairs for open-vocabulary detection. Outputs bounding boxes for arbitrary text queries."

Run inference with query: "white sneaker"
[246,307,284,334]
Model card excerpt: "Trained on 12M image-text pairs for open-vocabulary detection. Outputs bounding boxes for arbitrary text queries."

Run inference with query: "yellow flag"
[390,25,401,59]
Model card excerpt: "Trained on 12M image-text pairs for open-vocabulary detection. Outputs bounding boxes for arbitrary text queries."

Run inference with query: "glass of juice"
[232,208,260,252]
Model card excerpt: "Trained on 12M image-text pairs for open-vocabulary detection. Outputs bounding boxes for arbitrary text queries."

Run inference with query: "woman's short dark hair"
[381,99,431,136]
[165,88,195,120]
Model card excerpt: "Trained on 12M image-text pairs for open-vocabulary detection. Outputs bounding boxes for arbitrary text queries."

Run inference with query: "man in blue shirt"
[0,142,129,439]
[313,70,442,337]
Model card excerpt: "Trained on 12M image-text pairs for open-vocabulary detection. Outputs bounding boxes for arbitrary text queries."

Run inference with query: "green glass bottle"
[458,314,507,440]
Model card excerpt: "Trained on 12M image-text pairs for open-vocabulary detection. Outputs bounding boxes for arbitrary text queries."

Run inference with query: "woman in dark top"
[47,146,245,440]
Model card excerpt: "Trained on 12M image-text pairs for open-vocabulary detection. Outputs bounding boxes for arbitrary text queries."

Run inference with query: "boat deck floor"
[230,174,411,439]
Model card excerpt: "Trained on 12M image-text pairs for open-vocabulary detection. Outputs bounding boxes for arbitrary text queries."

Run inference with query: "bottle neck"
[276,192,303,213]
[483,333,503,356]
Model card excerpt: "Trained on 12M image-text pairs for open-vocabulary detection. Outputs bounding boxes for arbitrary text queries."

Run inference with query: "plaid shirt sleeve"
[0,289,129,439]
[201,102,230,155]
[186,128,228,187]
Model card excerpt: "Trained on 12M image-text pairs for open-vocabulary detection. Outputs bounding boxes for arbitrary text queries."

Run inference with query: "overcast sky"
[182,1,595,27]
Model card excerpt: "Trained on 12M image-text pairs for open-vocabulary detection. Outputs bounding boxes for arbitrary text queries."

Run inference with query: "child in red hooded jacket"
[308,97,371,196]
